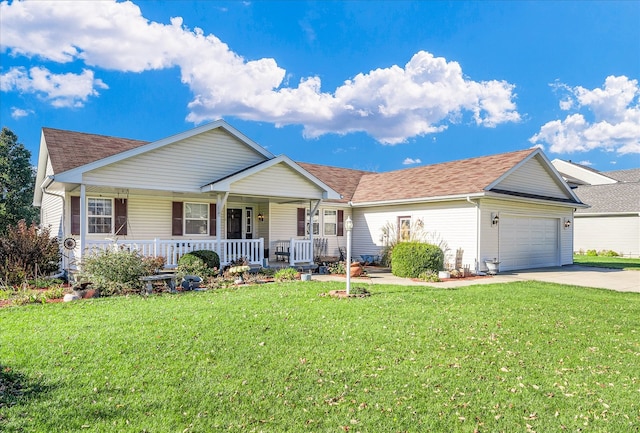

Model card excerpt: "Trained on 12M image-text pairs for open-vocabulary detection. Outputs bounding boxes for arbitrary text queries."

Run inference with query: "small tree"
[0,220,61,286]
[0,127,39,234]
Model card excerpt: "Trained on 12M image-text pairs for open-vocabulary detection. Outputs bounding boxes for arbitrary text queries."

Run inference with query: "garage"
[499,216,559,271]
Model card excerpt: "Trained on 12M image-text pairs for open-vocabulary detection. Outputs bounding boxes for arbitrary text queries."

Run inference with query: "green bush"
[599,249,620,257]
[177,252,218,279]
[0,220,61,286]
[391,242,444,278]
[79,249,148,296]
[188,250,220,270]
[274,267,298,282]
[586,249,598,256]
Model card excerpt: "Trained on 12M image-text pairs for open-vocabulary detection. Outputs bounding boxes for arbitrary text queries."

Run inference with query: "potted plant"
[484,258,500,275]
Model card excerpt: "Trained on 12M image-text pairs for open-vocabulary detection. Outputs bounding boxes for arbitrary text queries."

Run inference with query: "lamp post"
[345,216,353,295]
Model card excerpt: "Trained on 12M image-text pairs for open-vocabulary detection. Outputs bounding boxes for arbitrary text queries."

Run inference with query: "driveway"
[313,265,639,292]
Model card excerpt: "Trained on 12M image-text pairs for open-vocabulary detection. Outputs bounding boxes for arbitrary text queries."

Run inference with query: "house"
[34,120,585,274]
[551,159,640,257]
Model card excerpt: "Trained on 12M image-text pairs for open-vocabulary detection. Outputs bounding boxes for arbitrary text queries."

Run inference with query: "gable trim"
[485,148,582,203]
[201,155,342,200]
[54,120,275,183]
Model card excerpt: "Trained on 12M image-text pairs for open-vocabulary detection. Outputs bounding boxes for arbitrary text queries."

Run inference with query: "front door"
[227,208,242,239]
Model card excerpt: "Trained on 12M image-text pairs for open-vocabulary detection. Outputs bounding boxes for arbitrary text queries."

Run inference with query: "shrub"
[189,250,220,270]
[274,267,298,282]
[598,249,620,257]
[586,249,598,256]
[177,253,217,279]
[391,242,444,278]
[418,270,441,282]
[79,249,148,296]
[0,220,60,286]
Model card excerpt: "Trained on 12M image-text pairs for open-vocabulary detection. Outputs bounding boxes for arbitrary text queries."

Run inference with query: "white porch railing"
[82,238,265,267]
[289,238,313,265]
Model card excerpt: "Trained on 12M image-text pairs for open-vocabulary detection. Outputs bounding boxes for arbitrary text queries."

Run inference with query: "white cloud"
[530,76,640,155]
[0,66,107,107]
[402,157,422,165]
[0,0,521,143]
[10,107,33,119]
[576,160,592,166]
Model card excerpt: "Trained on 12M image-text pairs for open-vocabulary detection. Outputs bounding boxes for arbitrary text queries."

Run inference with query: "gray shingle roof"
[574,182,640,213]
[603,168,640,183]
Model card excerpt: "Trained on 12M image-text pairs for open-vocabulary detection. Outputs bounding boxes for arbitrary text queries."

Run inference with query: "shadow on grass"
[0,364,51,409]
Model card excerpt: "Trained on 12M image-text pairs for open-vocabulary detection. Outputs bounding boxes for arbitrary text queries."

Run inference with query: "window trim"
[87,197,113,234]
[323,209,338,236]
[184,202,209,236]
[306,209,320,236]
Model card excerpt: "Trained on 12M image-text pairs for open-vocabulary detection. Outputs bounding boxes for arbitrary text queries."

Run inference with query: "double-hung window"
[185,203,208,235]
[323,210,337,236]
[88,198,112,234]
[306,209,320,235]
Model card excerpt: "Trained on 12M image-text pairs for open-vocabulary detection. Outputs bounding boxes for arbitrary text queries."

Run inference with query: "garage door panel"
[499,216,559,271]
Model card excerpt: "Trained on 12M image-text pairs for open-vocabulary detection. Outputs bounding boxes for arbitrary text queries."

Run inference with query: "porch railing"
[82,238,265,268]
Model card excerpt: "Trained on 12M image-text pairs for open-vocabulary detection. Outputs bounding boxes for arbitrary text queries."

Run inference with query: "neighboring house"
[34,120,584,274]
[551,159,640,257]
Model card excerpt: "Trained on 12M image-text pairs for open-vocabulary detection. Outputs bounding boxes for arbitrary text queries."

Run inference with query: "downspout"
[466,196,480,273]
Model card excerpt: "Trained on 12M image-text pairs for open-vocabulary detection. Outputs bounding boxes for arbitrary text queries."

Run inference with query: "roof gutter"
[351,192,485,208]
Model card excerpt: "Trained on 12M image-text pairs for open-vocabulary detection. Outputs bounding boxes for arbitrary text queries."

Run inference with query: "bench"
[140,274,177,294]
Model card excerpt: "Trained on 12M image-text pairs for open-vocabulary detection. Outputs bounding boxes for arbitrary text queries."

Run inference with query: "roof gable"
[49,120,274,183]
[201,155,341,200]
[551,159,617,186]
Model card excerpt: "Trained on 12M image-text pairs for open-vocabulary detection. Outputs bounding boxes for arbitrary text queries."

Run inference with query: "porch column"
[216,192,229,261]
[309,200,322,262]
[79,184,86,259]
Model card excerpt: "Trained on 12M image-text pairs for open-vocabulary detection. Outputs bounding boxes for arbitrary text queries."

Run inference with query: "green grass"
[1,281,639,432]
[574,254,640,270]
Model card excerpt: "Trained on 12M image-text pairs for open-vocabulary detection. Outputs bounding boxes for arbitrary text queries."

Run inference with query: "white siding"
[574,215,640,257]
[353,201,479,270]
[83,129,267,192]
[494,156,572,200]
[478,199,574,270]
[232,163,325,199]
[41,191,64,239]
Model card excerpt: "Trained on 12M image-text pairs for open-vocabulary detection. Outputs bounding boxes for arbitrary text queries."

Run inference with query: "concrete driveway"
[313,265,639,292]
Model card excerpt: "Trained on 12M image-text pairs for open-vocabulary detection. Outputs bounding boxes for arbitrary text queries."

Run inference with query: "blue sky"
[1,0,639,173]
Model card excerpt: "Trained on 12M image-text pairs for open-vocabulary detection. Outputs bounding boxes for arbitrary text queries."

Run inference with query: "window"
[323,209,337,236]
[88,198,112,234]
[306,209,319,235]
[398,216,411,241]
[245,207,253,238]
[185,202,208,235]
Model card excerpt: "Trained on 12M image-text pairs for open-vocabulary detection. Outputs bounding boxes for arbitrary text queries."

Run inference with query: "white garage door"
[499,216,559,271]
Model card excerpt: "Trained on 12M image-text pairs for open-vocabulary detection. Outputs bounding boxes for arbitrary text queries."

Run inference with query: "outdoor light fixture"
[345,216,353,295]
[491,213,500,226]
[257,213,264,222]
[564,218,571,228]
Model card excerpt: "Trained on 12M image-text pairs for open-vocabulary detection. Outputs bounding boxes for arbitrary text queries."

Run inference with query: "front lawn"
[1,281,639,432]
[574,254,640,270]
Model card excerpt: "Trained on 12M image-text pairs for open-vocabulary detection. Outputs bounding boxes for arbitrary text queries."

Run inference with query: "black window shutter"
[209,203,217,236]
[297,208,306,236]
[114,198,127,235]
[71,196,80,235]
[172,202,183,236]
[337,210,344,237]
